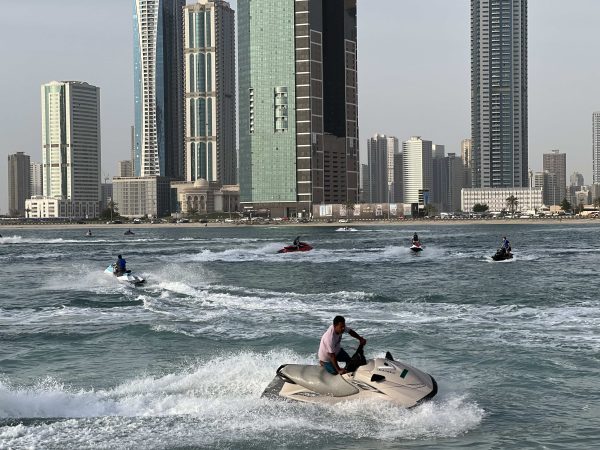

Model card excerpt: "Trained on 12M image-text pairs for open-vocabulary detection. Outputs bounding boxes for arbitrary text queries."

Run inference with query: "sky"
[1,0,599,214]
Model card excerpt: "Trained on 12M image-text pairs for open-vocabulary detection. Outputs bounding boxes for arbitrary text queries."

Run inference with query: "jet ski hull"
[410,245,423,252]
[492,251,513,261]
[278,243,313,253]
[263,354,437,408]
[104,265,145,285]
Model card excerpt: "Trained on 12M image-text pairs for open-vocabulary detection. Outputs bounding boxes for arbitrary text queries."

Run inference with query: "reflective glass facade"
[238,0,297,203]
[133,0,184,179]
[238,0,359,209]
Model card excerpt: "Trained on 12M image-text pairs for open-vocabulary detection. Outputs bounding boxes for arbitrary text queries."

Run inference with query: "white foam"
[0,351,483,448]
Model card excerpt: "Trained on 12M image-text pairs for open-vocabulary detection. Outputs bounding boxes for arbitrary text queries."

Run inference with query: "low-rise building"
[25,196,99,219]
[461,188,543,213]
[112,176,171,218]
[171,179,239,215]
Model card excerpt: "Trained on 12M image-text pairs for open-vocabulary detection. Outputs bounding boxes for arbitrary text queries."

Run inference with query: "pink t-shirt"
[318,325,352,362]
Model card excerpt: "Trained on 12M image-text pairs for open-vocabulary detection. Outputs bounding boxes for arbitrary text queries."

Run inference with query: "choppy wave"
[0,351,484,448]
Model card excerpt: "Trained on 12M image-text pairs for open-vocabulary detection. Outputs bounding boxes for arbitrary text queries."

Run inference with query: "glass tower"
[471,0,528,188]
[238,0,359,213]
[133,0,184,179]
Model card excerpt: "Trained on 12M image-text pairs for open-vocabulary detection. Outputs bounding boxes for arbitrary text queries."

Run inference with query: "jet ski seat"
[278,365,359,397]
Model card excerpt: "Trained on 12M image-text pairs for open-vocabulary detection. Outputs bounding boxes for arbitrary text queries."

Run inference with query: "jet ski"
[85,229,93,237]
[278,242,313,253]
[104,264,146,285]
[262,346,437,408]
[124,229,135,236]
[492,248,513,261]
[336,227,357,232]
[410,242,423,252]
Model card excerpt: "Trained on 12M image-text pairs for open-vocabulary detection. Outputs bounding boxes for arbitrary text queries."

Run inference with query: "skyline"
[1,0,599,213]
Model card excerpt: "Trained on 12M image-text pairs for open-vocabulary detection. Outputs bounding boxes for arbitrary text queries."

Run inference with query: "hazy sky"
[1,0,599,214]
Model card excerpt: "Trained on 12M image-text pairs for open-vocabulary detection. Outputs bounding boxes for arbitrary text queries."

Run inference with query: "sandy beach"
[0,217,597,231]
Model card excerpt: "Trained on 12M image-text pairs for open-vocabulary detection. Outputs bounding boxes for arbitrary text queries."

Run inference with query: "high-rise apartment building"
[30,162,43,197]
[118,160,134,177]
[184,0,236,185]
[366,134,399,203]
[41,81,101,211]
[542,149,566,205]
[366,135,388,203]
[570,171,584,187]
[403,136,433,206]
[471,0,528,188]
[133,0,185,179]
[593,112,600,183]
[238,0,359,216]
[360,163,370,204]
[432,144,447,211]
[461,138,473,187]
[8,152,31,216]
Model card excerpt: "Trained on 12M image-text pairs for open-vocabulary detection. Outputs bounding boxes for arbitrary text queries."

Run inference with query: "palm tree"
[345,201,355,220]
[506,195,519,215]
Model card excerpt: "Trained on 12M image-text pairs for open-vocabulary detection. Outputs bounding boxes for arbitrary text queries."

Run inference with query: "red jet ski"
[278,242,313,253]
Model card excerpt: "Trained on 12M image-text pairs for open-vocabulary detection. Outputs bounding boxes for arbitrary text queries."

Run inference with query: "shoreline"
[0,217,598,231]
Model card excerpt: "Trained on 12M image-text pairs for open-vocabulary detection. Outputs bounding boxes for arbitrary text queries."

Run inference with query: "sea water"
[0,224,598,449]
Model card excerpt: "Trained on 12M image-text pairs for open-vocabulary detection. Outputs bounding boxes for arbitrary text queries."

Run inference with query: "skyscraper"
[30,162,43,197]
[238,0,359,216]
[366,134,388,203]
[184,0,236,185]
[471,0,528,188]
[570,171,584,187]
[7,152,30,216]
[593,112,600,183]
[542,149,566,205]
[403,136,433,206]
[366,134,399,203]
[133,0,185,179]
[41,81,101,205]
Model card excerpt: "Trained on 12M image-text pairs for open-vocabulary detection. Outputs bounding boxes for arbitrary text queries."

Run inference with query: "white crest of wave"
[0,351,483,445]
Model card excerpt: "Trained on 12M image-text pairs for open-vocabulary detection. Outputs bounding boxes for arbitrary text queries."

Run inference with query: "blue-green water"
[0,224,599,449]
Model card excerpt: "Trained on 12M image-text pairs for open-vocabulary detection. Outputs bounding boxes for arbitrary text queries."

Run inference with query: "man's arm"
[348,329,367,346]
[328,352,347,374]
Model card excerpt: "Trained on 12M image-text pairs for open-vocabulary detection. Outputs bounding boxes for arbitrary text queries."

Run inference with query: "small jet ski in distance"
[410,242,423,253]
[105,264,146,285]
[262,346,437,408]
[278,242,313,253]
[492,248,513,261]
[124,229,135,236]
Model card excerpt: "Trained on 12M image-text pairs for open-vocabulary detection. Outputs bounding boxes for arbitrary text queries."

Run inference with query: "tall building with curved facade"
[133,0,184,179]
[471,0,528,188]
[184,0,236,185]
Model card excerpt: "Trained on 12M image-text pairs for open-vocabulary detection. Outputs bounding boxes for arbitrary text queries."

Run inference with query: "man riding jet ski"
[262,316,437,407]
[278,236,313,253]
[492,236,513,261]
[104,254,145,285]
[410,233,423,252]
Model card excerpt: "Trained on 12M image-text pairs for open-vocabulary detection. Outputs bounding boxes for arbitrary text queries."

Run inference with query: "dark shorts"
[323,348,351,375]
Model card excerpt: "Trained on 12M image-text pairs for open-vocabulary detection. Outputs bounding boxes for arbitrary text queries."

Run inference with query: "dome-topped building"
[171,180,239,216]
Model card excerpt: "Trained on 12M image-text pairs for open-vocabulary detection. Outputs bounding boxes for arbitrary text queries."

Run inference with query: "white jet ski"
[262,347,437,408]
[104,264,145,286]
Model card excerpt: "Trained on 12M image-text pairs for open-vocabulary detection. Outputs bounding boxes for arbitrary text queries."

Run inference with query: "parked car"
[338,218,349,223]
